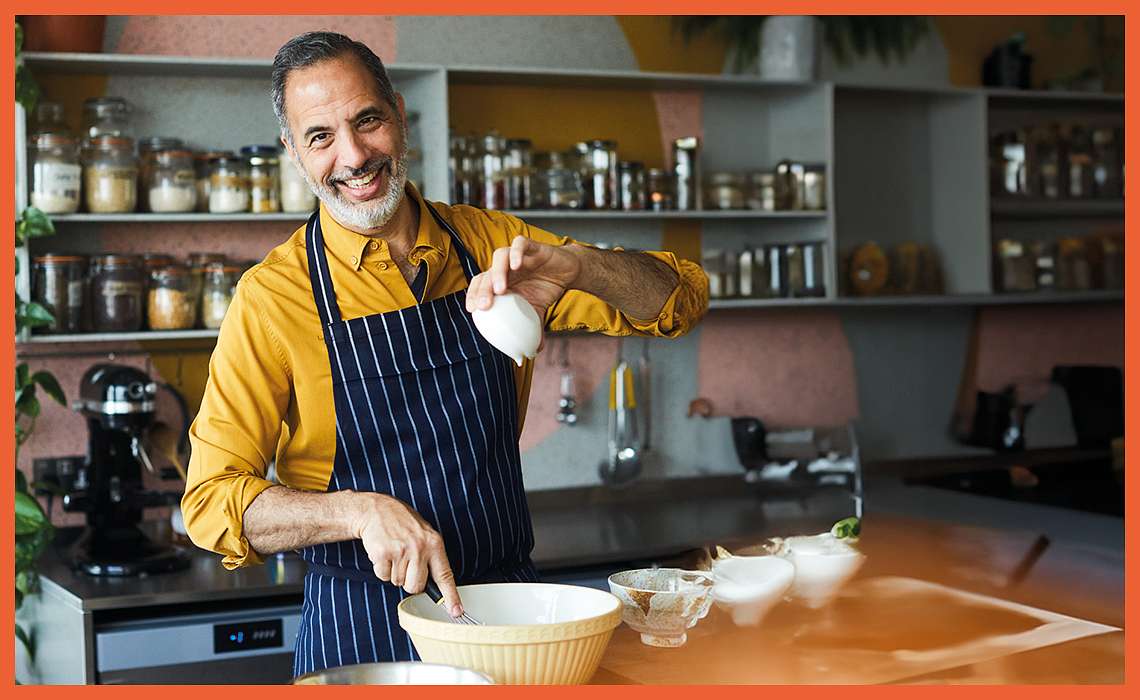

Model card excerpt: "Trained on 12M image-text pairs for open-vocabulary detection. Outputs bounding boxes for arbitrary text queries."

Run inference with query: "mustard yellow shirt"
[183,184,709,568]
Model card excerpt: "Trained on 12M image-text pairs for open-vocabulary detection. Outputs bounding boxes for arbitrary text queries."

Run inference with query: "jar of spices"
[280,149,317,213]
[774,160,805,210]
[187,252,227,327]
[1056,237,1091,291]
[83,135,138,213]
[147,149,197,213]
[450,134,481,206]
[618,161,646,211]
[647,168,676,211]
[745,172,776,211]
[81,97,131,146]
[702,249,731,298]
[705,172,745,210]
[797,242,826,297]
[504,138,534,210]
[1066,126,1095,199]
[995,240,1036,292]
[208,155,250,213]
[29,133,81,214]
[193,151,229,212]
[201,262,242,329]
[802,164,827,210]
[90,254,144,332]
[242,145,281,213]
[137,137,184,211]
[480,133,507,210]
[582,140,619,210]
[534,151,582,209]
[147,264,196,330]
[672,137,700,211]
[1092,128,1123,198]
[32,254,87,334]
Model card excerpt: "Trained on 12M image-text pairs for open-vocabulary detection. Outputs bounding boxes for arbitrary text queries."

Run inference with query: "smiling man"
[182,31,708,676]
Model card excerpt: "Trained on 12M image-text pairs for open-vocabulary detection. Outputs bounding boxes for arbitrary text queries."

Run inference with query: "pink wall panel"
[519,335,620,452]
[114,16,397,61]
[651,90,702,166]
[971,305,1124,392]
[695,310,860,427]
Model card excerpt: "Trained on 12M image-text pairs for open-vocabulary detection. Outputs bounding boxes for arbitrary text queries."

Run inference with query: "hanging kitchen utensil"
[638,339,651,452]
[555,339,577,426]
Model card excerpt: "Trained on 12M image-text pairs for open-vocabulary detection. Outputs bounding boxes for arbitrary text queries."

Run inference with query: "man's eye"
[359,116,379,127]
[309,133,330,145]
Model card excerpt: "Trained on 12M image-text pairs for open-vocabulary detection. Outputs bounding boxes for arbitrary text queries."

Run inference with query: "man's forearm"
[569,244,679,320]
[243,485,361,556]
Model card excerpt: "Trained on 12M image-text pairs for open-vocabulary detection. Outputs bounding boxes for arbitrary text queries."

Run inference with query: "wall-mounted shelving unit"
[16,52,1122,348]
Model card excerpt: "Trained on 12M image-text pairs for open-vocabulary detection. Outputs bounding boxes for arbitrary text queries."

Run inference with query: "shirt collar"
[318,182,451,271]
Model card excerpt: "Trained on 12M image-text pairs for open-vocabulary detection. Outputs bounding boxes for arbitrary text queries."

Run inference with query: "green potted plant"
[675,15,930,79]
[14,21,65,683]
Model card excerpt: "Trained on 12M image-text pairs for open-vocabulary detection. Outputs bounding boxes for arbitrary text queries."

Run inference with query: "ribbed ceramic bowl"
[397,583,622,685]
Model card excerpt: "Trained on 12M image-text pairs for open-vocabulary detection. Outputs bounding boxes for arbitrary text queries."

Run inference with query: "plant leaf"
[16,21,24,56]
[16,363,29,391]
[19,301,55,329]
[15,624,34,658]
[31,372,65,406]
[15,64,40,115]
[15,491,47,535]
[16,468,28,495]
[16,387,40,419]
[17,207,55,244]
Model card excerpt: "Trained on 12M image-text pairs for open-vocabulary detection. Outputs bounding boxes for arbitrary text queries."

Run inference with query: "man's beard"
[300,133,409,231]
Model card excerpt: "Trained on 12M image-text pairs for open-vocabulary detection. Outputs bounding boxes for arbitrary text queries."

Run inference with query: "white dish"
[710,555,795,626]
[779,533,865,608]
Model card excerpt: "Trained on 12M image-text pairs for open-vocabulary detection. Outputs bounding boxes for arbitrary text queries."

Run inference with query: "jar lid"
[748,171,775,184]
[188,252,227,265]
[240,145,280,163]
[92,253,141,266]
[618,160,644,170]
[83,96,129,111]
[210,155,246,168]
[33,254,85,264]
[154,149,195,164]
[588,139,617,150]
[482,134,505,150]
[196,150,234,162]
[139,137,184,153]
[152,264,190,279]
[646,168,670,177]
[86,135,135,150]
[32,133,78,149]
[36,101,65,120]
[205,261,243,274]
[672,136,699,149]
[505,138,532,148]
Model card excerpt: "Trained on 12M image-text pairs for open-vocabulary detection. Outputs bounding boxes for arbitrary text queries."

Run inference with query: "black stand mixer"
[63,364,191,577]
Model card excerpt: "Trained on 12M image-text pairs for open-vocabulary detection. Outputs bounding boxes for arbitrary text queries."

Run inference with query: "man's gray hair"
[271,31,399,145]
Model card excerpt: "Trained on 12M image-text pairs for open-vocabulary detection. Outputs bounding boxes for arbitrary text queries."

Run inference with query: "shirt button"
[369,241,379,250]
[378,262,389,270]
[350,256,358,265]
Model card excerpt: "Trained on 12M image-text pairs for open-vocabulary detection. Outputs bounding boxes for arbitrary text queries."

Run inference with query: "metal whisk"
[425,580,482,625]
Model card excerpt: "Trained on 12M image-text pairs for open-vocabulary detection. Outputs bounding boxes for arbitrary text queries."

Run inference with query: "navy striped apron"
[292,205,538,677]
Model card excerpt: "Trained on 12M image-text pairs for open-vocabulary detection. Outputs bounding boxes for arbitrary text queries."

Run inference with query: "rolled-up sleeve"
[182,277,290,569]
[519,220,709,338]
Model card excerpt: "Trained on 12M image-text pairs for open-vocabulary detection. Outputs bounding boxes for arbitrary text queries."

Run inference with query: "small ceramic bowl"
[710,555,795,626]
[607,568,713,647]
[780,534,865,609]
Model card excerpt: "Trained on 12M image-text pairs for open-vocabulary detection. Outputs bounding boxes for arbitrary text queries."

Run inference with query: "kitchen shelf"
[710,290,1123,309]
[21,329,221,344]
[22,51,440,81]
[990,199,1124,219]
[45,212,313,224]
[505,210,826,220]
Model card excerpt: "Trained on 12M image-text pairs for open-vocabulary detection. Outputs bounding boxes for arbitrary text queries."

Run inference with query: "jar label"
[67,280,85,307]
[33,162,81,198]
[101,280,142,296]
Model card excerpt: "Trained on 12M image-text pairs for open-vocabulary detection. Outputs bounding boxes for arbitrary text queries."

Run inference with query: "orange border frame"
[2,2,1133,697]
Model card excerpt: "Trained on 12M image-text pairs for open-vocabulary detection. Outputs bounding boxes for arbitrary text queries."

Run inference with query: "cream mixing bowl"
[397,582,621,685]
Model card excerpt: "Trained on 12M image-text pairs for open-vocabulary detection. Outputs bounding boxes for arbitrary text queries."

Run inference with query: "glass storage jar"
[705,172,745,210]
[147,264,197,330]
[480,133,507,210]
[29,133,81,214]
[208,155,250,213]
[242,145,281,213]
[81,97,131,146]
[201,262,242,330]
[618,161,646,211]
[802,164,827,210]
[1092,127,1123,198]
[995,239,1036,292]
[90,254,144,332]
[187,252,227,327]
[147,149,196,213]
[34,101,70,136]
[582,139,619,210]
[279,148,317,213]
[647,168,676,211]
[83,135,138,213]
[195,150,232,212]
[138,137,184,211]
[535,151,582,209]
[32,254,87,334]
[504,138,534,210]
[1056,237,1091,290]
[746,171,776,211]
